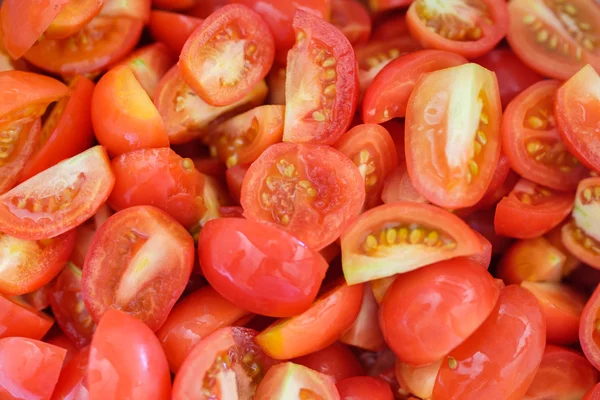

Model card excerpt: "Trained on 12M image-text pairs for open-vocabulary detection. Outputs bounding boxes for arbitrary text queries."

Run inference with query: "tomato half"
[363,50,468,124]
[432,285,546,399]
[495,178,574,239]
[341,202,482,284]
[340,283,386,352]
[115,43,175,98]
[497,237,565,285]
[50,346,90,400]
[0,146,114,240]
[88,309,171,400]
[396,359,441,400]
[45,0,104,40]
[406,0,509,59]
[149,11,203,56]
[507,0,600,80]
[254,362,340,400]
[284,10,358,145]
[0,295,53,340]
[173,326,276,399]
[331,0,371,46]
[293,343,365,383]
[256,281,364,359]
[337,376,394,400]
[241,142,365,250]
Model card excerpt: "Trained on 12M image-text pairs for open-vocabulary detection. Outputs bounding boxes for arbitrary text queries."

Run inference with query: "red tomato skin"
[293,343,365,383]
[585,383,600,400]
[432,285,546,400]
[331,0,371,46]
[149,11,203,56]
[88,309,171,400]
[336,376,394,400]
[0,295,53,340]
[50,346,90,400]
[579,282,600,371]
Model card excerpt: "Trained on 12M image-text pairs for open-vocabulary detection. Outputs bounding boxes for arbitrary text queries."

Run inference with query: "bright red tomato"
[337,376,394,400]
[585,383,600,400]
[579,281,600,371]
[340,283,386,352]
[45,0,104,40]
[254,362,340,400]
[0,295,53,340]
[497,237,565,285]
[331,0,371,46]
[149,11,203,56]
[50,346,90,400]
[294,343,365,383]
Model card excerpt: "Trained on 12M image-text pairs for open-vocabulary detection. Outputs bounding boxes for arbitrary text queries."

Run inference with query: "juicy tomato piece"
[149,11,203,56]
[88,309,171,400]
[153,66,268,144]
[497,237,565,285]
[524,345,598,400]
[50,346,90,400]
[503,80,586,191]
[432,285,546,399]
[0,119,42,195]
[255,362,340,400]
[115,43,175,98]
[82,206,194,331]
[340,283,386,352]
[267,65,286,106]
[335,124,398,209]
[337,376,394,400]
[406,63,501,208]
[210,105,285,168]
[522,281,586,345]
[23,16,144,76]
[381,161,429,205]
[495,178,574,239]
[556,65,600,172]
[92,65,169,156]
[363,50,468,123]
[585,383,600,400]
[241,142,365,250]
[331,0,371,45]
[396,359,442,400]
[284,10,358,145]
[507,0,600,80]
[371,12,410,40]
[45,0,104,39]
[406,0,509,59]
[226,164,248,204]
[173,326,276,399]
[0,337,66,400]
[180,4,275,107]
[341,202,482,284]
[380,258,499,366]
[50,263,96,349]
[156,286,250,373]
[0,295,53,340]
[19,76,95,183]
[579,281,600,371]
[152,0,198,11]
[0,146,114,240]
[109,148,206,230]
[293,343,365,383]
[199,218,328,317]
[546,222,581,276]
[473,48,543,107]
[256,281,364,359]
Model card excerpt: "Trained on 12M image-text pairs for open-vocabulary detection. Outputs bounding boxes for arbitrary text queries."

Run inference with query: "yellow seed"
[386,228,397,244]
[444,241,457,250]
[584,237,594,249]
[539,188,552,197]
[383,109,390,119]
[595,319,600,332]
[470,27,482,39]
[324,69,336,80]
[322,57,336,67]
[527,140,542,154]
[583,38,595,51]
[466,172,473,184]
[476,130,487,145]
[324,84,336,97]
[283,164,295,178]
[479,112,488,125]
[181,158,195,170]
[576,47,583,61]
[32,202,42,213]
[298,180,311,189]
[297,31,306,41]
[307,188,317,197]
[579,22,591,30]
[468,160,479,177]
[564,3,577,16]
[425,231,439,246]
[548,35,558,50]
[359,150,370,165]
[537,29,549,43]
[560,166,573,172]
[521,193,532,204]
[594,186,600,198]
[226,154,238,168]
[409,228,424,244]
[313,111,326,122]
[448,357,458,370]
[17,198,26,209]
[523,14,536,25]
[280,214,290,225]
[474,141,482,157]
[388,48,400,58]
[366,57,379,68]
[364,235,378,252]
[261,192,270,206]
[246,43,257,55]
[584,188,593,202]
[528,116,545,129]
[209,146,218,158]
[398,227,409,242]
[366,175,378,186]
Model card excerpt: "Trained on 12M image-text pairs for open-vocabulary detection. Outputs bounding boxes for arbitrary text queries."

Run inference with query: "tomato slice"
[149,11,203,56]
[546,222,581,276]
[0,145,114,240]
[406,0,509,59]
[226,164,247,204]
[507,0,600,80]
[495,178,574,239]
[0,295,53,340]
[331,0,371,46]
[82,206,194,331]
[337,376,394,400]
[363,50,468,124]
[241,142,365,250]
[50,346,90,400]
[284,10,358,145]
[432,285,546,399]
[381,161,429,205]
[256,281,363,359]
[255,362,340,400]
[173,326,276,399]
[115,43,175,98]
[45,0,104,39]
[406,63,501,208]
[88,309,171,400]
[0,118,42,195]
[334,124,398,210]
[396,359,441,400]
[293,343,365,383]
[585,383,600,400]
[341,202,482,284]
[340,283,386,352]
[497,237,565,285]
[180,4,275,107]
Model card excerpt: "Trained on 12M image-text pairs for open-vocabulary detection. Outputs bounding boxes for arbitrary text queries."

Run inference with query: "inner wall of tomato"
[1,0,600,399]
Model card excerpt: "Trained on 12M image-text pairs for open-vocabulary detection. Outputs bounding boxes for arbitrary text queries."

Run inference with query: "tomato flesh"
[497,237,565,285]
[0,295,53,340]
[255,362,340,400]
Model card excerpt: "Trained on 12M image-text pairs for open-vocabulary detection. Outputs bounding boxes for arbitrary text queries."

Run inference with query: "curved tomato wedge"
[0,295,53,340]
[149,11,203,56]
[293,343,365,383]
[337,376,394,400]
[173,326,276,400]
[495,178,574,239]
[180,4,275,107]
[406,63,501,208]
[45,0,104,39]
[503,80,586,191]
[241,142,365,250]
[579,281,600,371]
[82,206,194,332]
[115,43,175,98]
[381,161,429,205]
[497,237,565,285]
[50,346,90,400]
[283,10,358,145]
[0,119,42,195]
[340,283,386,352]
[363,50,468,124]
[331,0,371,46]
[341,202,482,284]
[0,146,114,240]
[406,0,509,59]
[255,362,340,400]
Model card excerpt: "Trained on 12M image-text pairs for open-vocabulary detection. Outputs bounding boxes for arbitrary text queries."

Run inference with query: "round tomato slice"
[255,281,363,359]
[406,0,509,59]
[255,362,340,400]
[334,124,398,210]
[88,309,171,400]
[340,283,386,352]
[432,285,546,399]
[331,0,371,46]
[0,295,53,340]
[82,206,194,331]
[507,0,600,80]
[45,0,104,39]
[180,4,275,107]
[337,376,394,400]
[50,346,90,400]
[503,80,586,191]
[173,326,276,400]
[293,343,365,383]
[406,63,501,208]
[497,237,565,285]
[241,142,365,250]
[0,145,114,241]
[495,178,574,239]
[284,10,358,145]
[149,11,203,56]
[341,202,482,284]
[363,50,468,124]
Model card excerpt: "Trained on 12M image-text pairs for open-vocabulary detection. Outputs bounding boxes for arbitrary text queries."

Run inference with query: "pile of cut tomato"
[2,0,600,399]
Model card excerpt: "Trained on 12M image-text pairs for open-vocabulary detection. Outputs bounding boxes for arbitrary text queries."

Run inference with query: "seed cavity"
[361,224,457,255]
[414,0,491,41]
[9,173,86,216]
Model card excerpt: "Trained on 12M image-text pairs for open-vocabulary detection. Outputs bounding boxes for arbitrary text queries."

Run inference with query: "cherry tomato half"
[0,295,53,340]
[496,237,565,285]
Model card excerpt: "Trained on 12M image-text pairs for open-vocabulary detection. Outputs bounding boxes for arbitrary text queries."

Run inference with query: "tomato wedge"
[396,359,441,400]
[149,11,203,56]
[255,362,340,400]
[580,281,600,371]
[340,284,386,352]
[497,237,565,285]
[115,43,175,98]
[50,346,90,400]
[294,343,365,383]
[45,0,104,39]
[0,295,53,340]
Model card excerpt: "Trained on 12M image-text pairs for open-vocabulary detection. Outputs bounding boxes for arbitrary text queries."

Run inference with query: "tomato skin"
[294,343,365,383]
[0,295,53,340]
[254,362,340,400]
[149,11,203,56]
[50,346,90,400]
[432,285,546,400]
[88,309,171,400]
[340,283,386,352]
[336,376,394,400]
[585,384,600,400]
[331,0,371,46]
[381,161,429,205]
[579,282,600,371]
[497,237,565,285]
